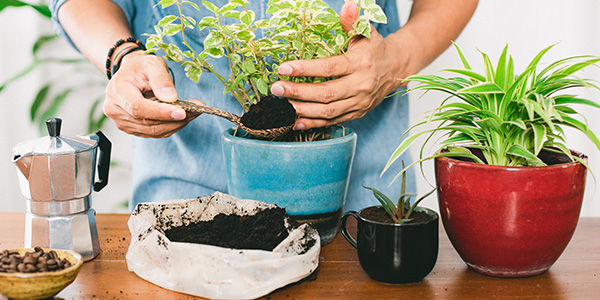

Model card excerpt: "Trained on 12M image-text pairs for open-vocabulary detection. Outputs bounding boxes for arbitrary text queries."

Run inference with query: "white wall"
[0,6,132,213]
[397,0,600,217]
[1,1,600,216]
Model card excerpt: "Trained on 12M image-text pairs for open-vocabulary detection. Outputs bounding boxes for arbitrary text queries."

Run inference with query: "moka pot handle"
[93,131,112,192]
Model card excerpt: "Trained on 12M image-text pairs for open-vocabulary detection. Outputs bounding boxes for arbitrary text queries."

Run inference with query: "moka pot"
[12,118,111,261]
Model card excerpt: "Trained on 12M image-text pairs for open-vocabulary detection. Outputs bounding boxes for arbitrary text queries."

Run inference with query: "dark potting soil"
[240,95,296,130]
[360,206,433,224]
[163,207,290,251]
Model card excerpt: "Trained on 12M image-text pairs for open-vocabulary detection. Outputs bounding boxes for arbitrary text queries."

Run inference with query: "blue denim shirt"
[50,0,414,212]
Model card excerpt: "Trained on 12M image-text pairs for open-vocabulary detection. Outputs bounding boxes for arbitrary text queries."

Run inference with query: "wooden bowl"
[0,248,83,300]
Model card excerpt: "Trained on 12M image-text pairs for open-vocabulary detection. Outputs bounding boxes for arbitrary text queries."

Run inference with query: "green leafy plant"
[383,44,600,182]
[363,162,435,224]
[146,0,387,111]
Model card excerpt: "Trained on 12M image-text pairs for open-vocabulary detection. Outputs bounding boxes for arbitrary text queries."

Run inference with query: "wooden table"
[1,213,598,299]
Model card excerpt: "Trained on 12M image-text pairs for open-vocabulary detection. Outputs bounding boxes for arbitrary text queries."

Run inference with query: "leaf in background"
[32,35,58,55]
[0,60,39,93]
[88,97,109,132]
[0,0,51,18]
[37,88,72,135]
[30,84,51,121]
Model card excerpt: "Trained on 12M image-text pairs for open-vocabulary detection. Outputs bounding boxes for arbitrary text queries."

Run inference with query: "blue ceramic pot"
[221,125,357,245]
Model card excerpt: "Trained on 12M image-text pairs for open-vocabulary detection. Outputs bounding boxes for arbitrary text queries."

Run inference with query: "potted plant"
[340,164,438,284]
[383,44,600,277]
[145,0,387,244]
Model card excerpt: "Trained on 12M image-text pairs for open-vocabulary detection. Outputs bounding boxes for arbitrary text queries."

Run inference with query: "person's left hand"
[270,1,409,131]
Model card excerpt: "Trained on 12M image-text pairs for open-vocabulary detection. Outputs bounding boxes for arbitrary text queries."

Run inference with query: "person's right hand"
[103,51,202,138]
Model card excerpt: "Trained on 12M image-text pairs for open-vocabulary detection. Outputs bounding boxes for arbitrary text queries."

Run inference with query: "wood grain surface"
[1,213,598,299]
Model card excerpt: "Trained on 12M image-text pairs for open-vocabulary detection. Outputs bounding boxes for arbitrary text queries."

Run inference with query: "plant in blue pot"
[146,0,387,244]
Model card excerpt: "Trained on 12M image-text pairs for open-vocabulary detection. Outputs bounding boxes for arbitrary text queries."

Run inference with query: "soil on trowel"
[163,207,291,251]
[240,95,296,130]
[360,206,433,224]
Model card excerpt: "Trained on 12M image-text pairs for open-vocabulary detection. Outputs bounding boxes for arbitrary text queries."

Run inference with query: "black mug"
[340,206,439,284]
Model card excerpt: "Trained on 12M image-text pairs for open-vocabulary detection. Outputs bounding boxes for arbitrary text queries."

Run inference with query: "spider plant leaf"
[554,96,600,109]
[547,144,576,163]
[554,106,578,114]
[443,69,486,83]
[504,119,527,130]
[478,117,503,133]
[451,42,473,70]
[480,50,495,81]
[559,116,600,151]
[551,57,600,81]
[494,44,509,89]
[506,144,545,166]
[531,123,547,156]
[383,129,430,175]
[458,82,504,94]
[505,55,515,89]
[524,44,555,77]
[441,147,486,164]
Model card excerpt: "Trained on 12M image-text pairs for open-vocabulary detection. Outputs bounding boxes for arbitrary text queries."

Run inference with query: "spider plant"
[383,44,600,182]
[363,162,435,224]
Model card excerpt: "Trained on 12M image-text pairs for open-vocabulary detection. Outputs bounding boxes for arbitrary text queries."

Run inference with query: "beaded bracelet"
[111,45,146,78]
[105,37,145,80]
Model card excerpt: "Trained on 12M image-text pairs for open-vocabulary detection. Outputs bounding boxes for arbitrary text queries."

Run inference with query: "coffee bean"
[23,256,36,264]
[25,264,37,273]
[0,248,74,273]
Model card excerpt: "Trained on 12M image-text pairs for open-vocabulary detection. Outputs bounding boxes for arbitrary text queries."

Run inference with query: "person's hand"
[270,1,410,131]
[104,51,202,138]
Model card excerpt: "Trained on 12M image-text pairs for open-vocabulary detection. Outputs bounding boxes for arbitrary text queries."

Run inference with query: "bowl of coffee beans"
[0,247,83,300]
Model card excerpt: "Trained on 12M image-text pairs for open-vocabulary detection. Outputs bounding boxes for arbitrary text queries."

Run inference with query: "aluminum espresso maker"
[12,118,111,261]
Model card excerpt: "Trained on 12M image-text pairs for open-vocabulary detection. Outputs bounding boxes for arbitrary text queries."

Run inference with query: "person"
[50,0,478,212]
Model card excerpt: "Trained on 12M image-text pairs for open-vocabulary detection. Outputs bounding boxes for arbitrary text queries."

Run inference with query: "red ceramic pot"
[435,149,588,277]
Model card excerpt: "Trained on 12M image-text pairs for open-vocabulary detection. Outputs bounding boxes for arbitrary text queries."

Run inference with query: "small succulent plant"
[363,162,435,224]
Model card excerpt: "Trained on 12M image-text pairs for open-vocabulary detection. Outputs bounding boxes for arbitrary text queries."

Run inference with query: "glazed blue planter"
[221,126,357,245]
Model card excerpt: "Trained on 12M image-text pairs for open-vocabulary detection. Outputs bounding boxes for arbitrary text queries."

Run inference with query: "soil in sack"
[163,207,292,251]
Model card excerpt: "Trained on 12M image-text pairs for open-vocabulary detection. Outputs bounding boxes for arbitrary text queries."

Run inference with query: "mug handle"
[340,211,359,248]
